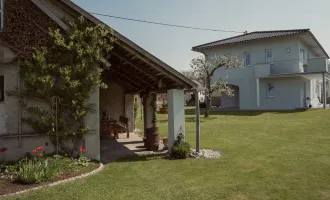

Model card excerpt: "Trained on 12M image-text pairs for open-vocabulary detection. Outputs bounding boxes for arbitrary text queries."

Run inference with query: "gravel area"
[190,149,221,159]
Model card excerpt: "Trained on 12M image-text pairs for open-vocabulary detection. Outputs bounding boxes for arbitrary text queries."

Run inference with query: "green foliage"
[134,101,139,122]
[16,157,61,184]
[74,156,90,167]
[20,16,115,156]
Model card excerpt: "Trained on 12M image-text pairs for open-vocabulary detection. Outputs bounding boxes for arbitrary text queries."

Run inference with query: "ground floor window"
[0,76,4,102]
[267,83,275,98]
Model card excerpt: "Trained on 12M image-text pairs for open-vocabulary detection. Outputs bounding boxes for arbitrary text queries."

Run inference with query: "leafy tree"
[190,55,242,117]
[20,17,115,157]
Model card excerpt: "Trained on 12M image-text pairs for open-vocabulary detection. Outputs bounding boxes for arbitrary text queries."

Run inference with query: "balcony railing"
[254,57,329,78]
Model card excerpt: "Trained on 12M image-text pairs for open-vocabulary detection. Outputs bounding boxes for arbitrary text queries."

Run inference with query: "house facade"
[193,29,330,110]
[0,0,198,162]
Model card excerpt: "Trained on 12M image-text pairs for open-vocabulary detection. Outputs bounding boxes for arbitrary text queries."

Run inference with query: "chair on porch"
[116,116,130,138]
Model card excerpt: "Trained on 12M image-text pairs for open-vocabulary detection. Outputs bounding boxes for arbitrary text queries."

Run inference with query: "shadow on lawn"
[114,153,167,163]
[185,107,313,116]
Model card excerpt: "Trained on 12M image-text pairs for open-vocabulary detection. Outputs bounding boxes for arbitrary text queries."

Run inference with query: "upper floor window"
[244,52,251,67]
[0,76,4,102]
[265,50,273,63]
[0,0,3,31]
[300,49,306,62]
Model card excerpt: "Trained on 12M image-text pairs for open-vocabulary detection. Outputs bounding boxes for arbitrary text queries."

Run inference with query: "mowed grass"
[7,109,330,200]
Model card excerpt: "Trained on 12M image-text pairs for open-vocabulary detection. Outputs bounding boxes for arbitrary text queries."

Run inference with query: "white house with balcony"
[192,29,330,110]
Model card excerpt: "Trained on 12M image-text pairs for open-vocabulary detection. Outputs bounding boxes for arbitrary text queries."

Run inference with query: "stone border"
[0,163,104,199]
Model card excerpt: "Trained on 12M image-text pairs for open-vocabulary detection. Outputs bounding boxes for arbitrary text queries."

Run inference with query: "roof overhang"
[54,0,198,92]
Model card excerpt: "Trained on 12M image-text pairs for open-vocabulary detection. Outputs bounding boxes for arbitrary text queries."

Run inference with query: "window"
[265,50,273,63]
[0,0,3,31]
[300,49,306,62]
[266,83,275,98]
[0,76,4,102]
[244,52,251,66]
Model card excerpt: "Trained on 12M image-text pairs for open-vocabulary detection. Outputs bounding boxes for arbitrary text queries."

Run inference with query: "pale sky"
[72,0,330,71]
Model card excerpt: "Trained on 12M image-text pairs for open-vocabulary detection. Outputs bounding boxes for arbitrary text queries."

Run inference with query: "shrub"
[171,142,191,159]
[171,131,191,159]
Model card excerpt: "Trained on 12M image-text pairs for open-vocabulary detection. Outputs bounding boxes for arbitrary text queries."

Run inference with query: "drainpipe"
[322,73,326,109]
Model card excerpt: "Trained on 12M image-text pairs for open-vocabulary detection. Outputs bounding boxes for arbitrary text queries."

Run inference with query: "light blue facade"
[200,34,329,110]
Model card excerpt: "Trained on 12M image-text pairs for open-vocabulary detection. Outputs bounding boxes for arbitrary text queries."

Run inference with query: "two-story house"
[192,29,330,110]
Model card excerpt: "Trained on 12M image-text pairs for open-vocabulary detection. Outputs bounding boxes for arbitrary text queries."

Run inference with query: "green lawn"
[7,109,330,200]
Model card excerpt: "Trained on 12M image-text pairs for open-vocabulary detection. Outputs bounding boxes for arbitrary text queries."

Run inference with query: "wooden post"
[195,90,200,152]
[323,73,326,109]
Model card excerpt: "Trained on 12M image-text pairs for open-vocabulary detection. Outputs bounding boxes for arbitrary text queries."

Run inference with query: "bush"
[171,142,191,159]
[16,157,61,184]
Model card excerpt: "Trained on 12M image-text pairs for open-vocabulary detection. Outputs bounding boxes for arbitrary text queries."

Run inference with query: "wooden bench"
[116,116,129,138]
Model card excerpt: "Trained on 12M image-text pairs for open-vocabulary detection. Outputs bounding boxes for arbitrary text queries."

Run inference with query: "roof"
[55,0,198,90]
[192,29,329,58]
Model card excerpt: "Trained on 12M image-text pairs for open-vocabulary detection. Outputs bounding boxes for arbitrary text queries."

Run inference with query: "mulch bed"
[0,163,99,196]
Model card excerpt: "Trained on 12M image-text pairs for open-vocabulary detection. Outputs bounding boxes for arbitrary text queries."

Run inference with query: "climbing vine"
[20,16,115,157]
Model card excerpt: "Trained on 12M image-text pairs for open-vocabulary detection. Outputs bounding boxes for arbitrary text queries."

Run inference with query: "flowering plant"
[74,145,90,167]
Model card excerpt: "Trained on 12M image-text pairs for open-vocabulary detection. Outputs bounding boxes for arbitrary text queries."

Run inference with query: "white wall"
[203,36,300,74]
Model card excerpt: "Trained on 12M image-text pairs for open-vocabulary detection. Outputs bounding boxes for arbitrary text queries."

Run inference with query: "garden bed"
[0,156,99,196]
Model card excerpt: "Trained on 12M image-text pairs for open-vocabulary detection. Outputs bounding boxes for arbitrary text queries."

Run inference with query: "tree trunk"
[204,95,210,117]
[204,75,212,118]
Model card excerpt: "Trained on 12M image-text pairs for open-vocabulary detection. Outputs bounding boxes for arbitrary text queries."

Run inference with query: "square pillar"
[125,94,134,132]
[167,89,185,153]
[85,87,100,161]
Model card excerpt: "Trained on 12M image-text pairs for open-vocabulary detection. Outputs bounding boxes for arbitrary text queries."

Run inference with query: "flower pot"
[159,107,168,114]
[162,137,168,149]
[146,127,160,151]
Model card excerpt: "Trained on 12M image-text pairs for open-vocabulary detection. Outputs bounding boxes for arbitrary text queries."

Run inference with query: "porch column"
[143,93,154,137]
[323,73,326,109]
[195,90,200,153]
[167,89,185,153]
[85,87,100,161]
[256,78,260,108]
[125,94,134,133]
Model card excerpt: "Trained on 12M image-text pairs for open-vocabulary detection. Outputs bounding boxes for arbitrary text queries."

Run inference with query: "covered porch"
[84,34,200,162]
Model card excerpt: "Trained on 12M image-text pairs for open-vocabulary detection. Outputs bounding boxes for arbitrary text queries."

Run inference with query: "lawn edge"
[0,163,105,199]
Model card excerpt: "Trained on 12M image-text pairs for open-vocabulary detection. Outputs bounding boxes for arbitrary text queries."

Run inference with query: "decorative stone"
[189,149,221,159]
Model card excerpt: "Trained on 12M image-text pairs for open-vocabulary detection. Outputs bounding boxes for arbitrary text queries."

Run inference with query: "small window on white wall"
[0,0,3,31]
[267,83,275,98]
[244,52,251,67]
[0,76,4,102]
[265,50,273,63]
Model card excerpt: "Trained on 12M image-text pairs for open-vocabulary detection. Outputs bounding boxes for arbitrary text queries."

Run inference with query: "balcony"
[254,57,329,78]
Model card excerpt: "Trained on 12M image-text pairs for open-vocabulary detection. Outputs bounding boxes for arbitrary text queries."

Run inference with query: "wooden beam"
[114,62,151,85]
[111,70,145,88]
[108,75,138,91]
[111,51,158,81]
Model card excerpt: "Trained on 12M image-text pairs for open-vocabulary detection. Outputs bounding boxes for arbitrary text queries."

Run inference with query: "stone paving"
[100,132,167,163]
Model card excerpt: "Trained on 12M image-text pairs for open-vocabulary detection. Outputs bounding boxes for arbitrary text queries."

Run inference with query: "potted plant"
[162,137,168,149]
[159,103,168,114]
[303,64,308,72]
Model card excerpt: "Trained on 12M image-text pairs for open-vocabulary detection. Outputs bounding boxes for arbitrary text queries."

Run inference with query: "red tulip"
[0,148,7,153]
[32,149,37,153]
[37,153,43,157]
[45,142,49,146]
[37,146,43,151]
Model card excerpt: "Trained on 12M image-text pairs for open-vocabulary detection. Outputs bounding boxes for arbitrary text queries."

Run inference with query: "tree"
[20,16,115,157]
[190,55,243,117]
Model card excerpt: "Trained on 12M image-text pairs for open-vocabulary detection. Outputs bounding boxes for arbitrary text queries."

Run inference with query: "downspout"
[17,65,23,147]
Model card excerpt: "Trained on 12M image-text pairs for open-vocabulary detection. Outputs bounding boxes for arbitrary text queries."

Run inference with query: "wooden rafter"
[111,51,159,82]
